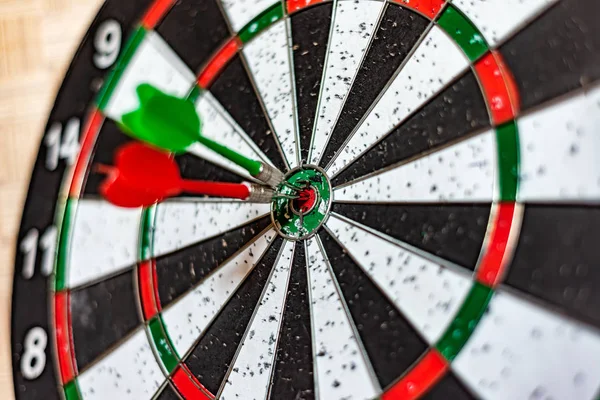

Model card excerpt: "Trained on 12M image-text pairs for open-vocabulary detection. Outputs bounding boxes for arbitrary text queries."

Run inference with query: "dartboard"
[10,0,600,399]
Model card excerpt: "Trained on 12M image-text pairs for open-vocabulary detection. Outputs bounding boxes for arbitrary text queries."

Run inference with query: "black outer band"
[11,1,152,398]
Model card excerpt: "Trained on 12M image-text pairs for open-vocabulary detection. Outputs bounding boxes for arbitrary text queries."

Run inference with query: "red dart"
[99,142,273,208]
[99,166,163,208]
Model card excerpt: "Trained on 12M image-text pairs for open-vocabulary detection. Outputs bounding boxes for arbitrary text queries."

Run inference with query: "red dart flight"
[99,142,270,208]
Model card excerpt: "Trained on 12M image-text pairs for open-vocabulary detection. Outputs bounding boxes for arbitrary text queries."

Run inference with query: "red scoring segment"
[286,0,327,14]
[69,109,104,197]
[55,292,77,384]
[172,366,215,400]
[392,0,446,19]
[139,260,160,320]
[141,0,176,29]
[383,350,448,399]
[476,203,516,287]
[197,38,242,89]
[287,0,446,18]
[475,51,521,126]
[99,142,252,208]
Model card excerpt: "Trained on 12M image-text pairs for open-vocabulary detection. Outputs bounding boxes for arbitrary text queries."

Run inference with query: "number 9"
[94,19,122,69]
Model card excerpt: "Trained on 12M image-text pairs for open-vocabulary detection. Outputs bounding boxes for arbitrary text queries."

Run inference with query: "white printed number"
[21,327,48,380]
[44,118,80,171]
[94,19,122,69]
[20,226,57,280]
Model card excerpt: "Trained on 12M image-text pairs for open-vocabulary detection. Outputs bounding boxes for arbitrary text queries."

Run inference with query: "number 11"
[20,226,58,280]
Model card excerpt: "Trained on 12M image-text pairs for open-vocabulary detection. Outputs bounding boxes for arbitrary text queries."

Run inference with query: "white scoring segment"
[78,328,163,400]
[103,31,195,121]
[309,0,386,165]
[219,0,280,32]
[452,0,558,47]
[220,240,295,399]
[334,130,497,203]
[152,201,270,259]
[327,25,470,177]
[243,20,298,168]
[305,237,381,400]
[517,86,600,203]
[454,290,600,400]
[161,229,276,358]
[67,199,141,289]
[325,215,471,344]
[189,92,272,178]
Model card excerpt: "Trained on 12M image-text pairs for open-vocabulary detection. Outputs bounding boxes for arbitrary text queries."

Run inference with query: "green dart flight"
[120,84,283,187]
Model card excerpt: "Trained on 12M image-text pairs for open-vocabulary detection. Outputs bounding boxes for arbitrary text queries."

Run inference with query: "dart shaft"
[180,180,251,200]
[179,180,274,203]
[121,84,283,186]
[196,136,263,175]
[120,83,283,187]
[196,136,283,187]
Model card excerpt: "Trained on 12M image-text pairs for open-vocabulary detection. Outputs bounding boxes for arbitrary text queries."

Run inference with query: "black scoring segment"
[209,55,287,170]
[156,0,230,72]
[290,3,334,163]
[319,230,427,388]
[421,372,476,400]
[184,236,284,394]
[269,243,315,399]
[499,0,600,111]
[332,71,490,187]
[505,206,600,330]
[155,383,181,400]
[175,153,244,196]
[332,203,490,270]
[319,4,429,168]
[155,216,272,307]
[82,119,135,196]
[70,269,139,371]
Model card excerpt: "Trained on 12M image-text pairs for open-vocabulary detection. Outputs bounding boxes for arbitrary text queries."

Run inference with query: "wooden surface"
[0,0,104,397]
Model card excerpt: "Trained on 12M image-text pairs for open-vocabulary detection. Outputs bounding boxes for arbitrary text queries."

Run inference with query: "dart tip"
[282,181,304,192]
[273,194,300,200]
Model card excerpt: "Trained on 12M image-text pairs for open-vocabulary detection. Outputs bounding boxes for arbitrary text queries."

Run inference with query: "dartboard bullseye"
[272,165,332,240]
[10,0,600,399]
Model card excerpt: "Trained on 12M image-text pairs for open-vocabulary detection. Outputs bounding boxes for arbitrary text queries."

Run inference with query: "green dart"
[120,83,284,187]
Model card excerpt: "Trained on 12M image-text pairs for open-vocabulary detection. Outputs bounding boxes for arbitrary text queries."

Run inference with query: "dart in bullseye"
[98,142,274,208]
[119,84,284,187]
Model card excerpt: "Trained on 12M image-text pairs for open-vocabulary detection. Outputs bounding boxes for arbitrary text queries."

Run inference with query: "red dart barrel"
[179,180,251,200]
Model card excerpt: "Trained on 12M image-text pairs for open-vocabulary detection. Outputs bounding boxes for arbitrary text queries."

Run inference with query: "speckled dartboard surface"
[10,0,600,399]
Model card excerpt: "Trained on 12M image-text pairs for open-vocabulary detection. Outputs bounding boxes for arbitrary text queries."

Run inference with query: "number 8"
[94,19,122,69]
[21,327,47,380]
